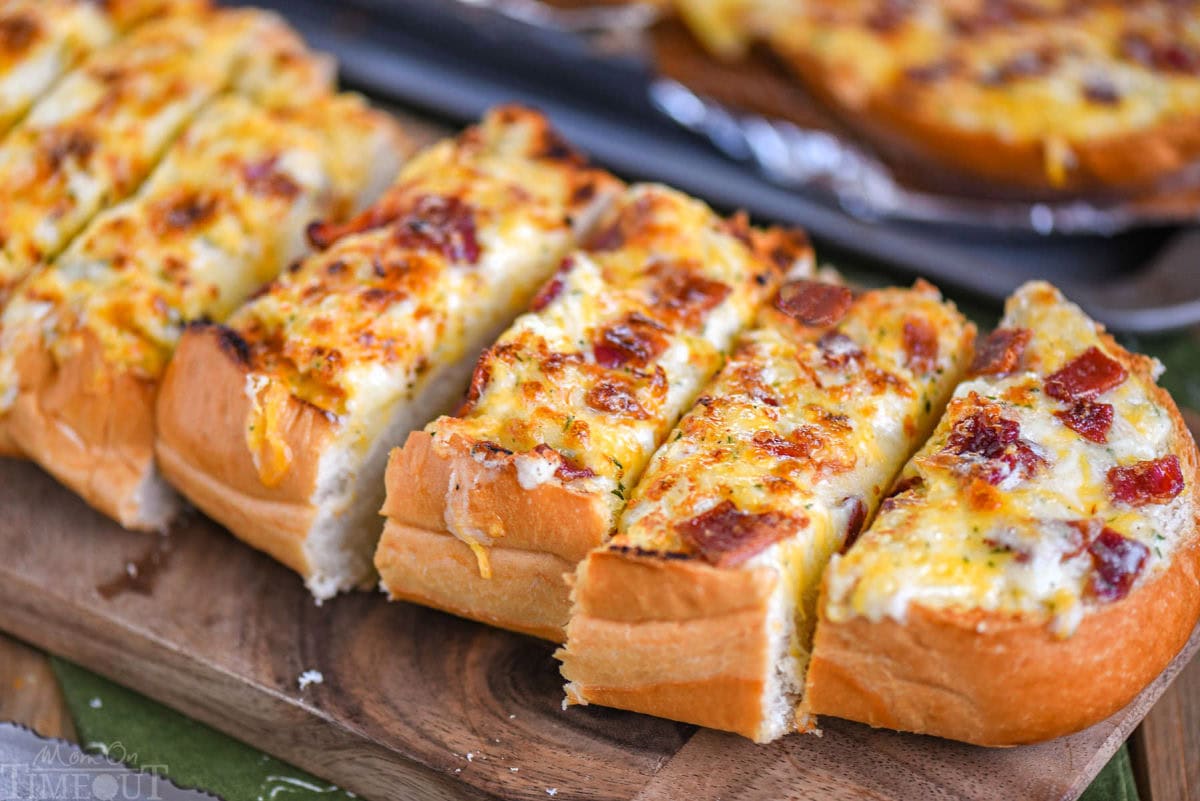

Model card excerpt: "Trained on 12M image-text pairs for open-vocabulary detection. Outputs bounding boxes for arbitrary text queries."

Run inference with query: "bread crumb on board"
[297,669,324,690]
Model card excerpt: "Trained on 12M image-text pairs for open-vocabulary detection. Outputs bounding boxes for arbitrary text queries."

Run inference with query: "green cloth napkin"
[53,657,1138,801]
[52,659,354,801]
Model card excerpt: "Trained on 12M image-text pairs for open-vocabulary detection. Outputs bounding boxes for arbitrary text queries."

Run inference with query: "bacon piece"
[649,263,730,327]
[839,496,868,553]
[43,128,95,171]
[243,157,301,199]
[676,500,801,568]
[585,193,657,252]
[1044,347,1128,402]
[775,280,853,327]
[532,443,596,482]
[455,354,491,415]
[1087,528,1149,602]
[902,316,939,374]
[1120,32,1200,75]
[947,408,1019,459]
[593,313,667,369]
[970,327,1031,376]
[945,405,1045,485]
[153,193,216,234]
[530,257,574,312]
[880,476,923,512]
[308,194,481,265]
[585,378,648,418]
[0,14,38,54]
[865,0,913,33]
[1064,519,1099,561]
[734,364,779,406]
[817,332,863,368]
[1055,400,1114,443]
[1108,456,1185,506]
[394,195,481,264]
[530,277,564,312]
[752,428,820,460]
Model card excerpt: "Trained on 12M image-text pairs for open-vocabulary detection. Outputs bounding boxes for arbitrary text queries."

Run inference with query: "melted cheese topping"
[0,1,209,134]
[604,281,971,678]
[0,92,396,407]
[825,281,1193,636]
[617,282,972,553]
[674,0,1200,180]
[429,184,800,523]
[226,107,618,465]
[0,8,330,301]
[0,1,113,135]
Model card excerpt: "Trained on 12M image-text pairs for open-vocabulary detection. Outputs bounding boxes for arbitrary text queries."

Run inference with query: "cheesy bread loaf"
[0,92,405,530]
[0,7,331,457]
[0,7,332,306]
[377,184,811,640]
[156,107,621,600]
[669,0,1200,196]
[0,0,208,136]
[557,279,974,742]
[806,281,1200,745]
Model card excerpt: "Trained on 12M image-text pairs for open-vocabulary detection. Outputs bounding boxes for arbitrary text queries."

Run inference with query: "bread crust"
[377,431,614,639]
[7,329,167,530]
[805,323,1200,745]
[0,429,20,458]
[805,536,1200,745]
[155,324,335,573]
[557,549,783,740]
[382,431,612,563]
[375,521,578,642]
[778,49,1200,198]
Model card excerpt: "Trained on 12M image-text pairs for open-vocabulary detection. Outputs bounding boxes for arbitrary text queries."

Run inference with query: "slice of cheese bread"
[670,0,1200,196]
[0,6,331,457]
[806,280,1200,745]
[0,0,207,136]
[557,279,974,741]
[156,106,621,600]
[376,184,811,640]
[0,92,405,530]
[0,7,332,306]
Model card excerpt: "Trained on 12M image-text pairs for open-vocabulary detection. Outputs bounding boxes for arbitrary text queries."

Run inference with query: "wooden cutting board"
[0,458,1195,801]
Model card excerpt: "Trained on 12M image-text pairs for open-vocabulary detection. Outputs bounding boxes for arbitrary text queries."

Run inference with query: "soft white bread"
[557,281,975,741]
[376,186,812,639]
[157,107,622,599]
[0,91,406,530]
[806,281,1200,745]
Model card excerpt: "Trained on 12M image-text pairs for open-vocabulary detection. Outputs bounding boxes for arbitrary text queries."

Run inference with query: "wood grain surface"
[1133,652,1200,801]
[0,633,76,741]
[0,458,1196,801]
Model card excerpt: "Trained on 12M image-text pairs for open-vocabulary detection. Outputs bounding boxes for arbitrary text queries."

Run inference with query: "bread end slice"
[557,547,803,742]
[8,329,178,531]
[805,534,1200,745]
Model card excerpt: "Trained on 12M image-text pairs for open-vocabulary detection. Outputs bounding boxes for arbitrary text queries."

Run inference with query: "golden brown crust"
[777,48,1200,199]
[557,549,782,739]
[805,535,1200,745]
[375,521,577,641]
[155,324,335,572]
[0,428,20,457]
[7,329,161,529]
[382,431,613,563]
[806,320,1200,745]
